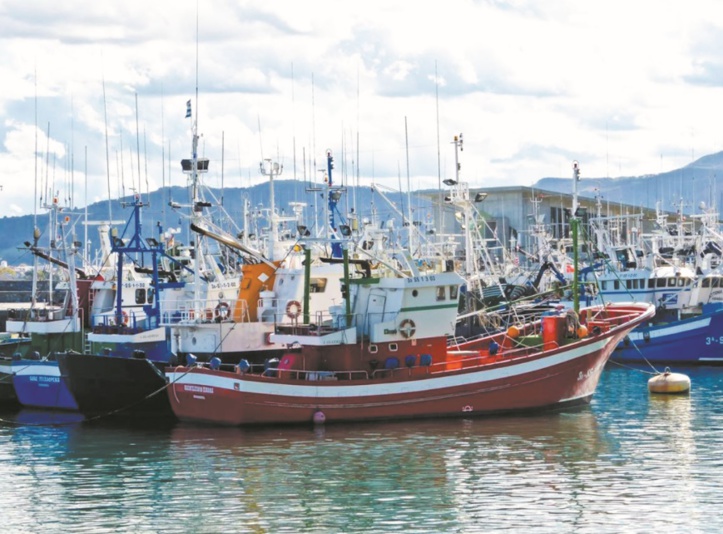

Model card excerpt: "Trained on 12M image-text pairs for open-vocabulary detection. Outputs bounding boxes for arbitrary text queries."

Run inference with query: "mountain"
[534,151,723,213]
[0,180,427,266]
[4,151,722,266]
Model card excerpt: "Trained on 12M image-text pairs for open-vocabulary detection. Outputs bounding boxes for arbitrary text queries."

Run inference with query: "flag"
[185,100,192,119]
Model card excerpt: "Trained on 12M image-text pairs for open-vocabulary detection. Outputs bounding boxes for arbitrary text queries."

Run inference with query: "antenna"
[102,75,113,223]
[135,92,142,198]
[434,61,443,235]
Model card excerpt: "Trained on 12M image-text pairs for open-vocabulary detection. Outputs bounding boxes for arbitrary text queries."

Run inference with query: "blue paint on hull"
[13,335,170,411]
[611,304,723,365]
[12,360,78,410]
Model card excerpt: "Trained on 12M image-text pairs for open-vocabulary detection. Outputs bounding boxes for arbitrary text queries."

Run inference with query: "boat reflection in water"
[8,408,85,426]
[166,411,608,533]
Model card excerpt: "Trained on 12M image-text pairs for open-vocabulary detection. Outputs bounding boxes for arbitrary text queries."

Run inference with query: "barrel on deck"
[542,315,567,350]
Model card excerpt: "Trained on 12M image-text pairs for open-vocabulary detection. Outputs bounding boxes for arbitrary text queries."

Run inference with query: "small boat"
[166,254,655,426]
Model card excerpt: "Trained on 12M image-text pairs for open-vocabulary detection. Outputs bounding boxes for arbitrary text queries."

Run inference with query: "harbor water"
[1,364,722,533]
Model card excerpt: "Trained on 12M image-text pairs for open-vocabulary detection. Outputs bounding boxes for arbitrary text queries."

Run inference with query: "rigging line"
[135,92,142,199]
[102,75,113,223]
[144,128,149,203]
[161,84,166,228]
[33,66,38,228]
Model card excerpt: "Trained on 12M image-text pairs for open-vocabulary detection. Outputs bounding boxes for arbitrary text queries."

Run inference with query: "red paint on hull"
[169,338,617,426]
[167,303,652,426]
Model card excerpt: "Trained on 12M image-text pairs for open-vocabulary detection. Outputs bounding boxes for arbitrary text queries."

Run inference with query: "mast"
[259,158,282,260]
[180,100,210,311]
[327,150,343,259]
[572,161,581,313]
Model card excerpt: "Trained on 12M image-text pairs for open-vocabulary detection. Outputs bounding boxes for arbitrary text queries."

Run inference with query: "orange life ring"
[399,319,416,339]
[286,300,302,320]
[121,310,129,326]
[215,302,230,320]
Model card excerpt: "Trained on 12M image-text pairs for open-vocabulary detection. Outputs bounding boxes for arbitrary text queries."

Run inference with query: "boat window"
[714,278,721,288]
[601,281,607,290]
[147,288,155,304]
[135,288,146,305]
[614,280,620,290]
[703,278,711,288]
[436,286,446,301]
[656,278,666,288]
[677,278,686,287]
[310,278,327,293]
[626,280,633,290]
[668,278,676,288]
[389,343,398,352]
[368,344,378,354]
[648,279,655,289]
[450,285,458,300]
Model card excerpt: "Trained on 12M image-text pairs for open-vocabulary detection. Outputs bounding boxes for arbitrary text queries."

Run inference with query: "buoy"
[648,367,691,394]
[577,325,589,339]
[507,325,521,338]
[313,410,326,425]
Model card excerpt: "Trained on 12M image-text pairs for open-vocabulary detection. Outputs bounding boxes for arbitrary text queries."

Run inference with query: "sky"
[2,0,723,217]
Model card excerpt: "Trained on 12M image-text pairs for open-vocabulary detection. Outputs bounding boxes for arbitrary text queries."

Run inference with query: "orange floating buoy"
[507,325,521,338]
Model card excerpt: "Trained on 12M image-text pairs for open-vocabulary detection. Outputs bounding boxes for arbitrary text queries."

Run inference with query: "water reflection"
[0,366,723,532]
[163,413,609,533]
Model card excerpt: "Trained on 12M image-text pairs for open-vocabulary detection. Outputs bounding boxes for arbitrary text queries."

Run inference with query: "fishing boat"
[6,198,97,409]
[607,271,723,365]
[57,103,243,419]
[166,232,655,426]
[163,154,348,366]
[587,202,723,365]
[54,193,192,417]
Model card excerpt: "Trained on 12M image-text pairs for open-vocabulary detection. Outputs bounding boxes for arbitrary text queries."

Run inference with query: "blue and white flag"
[185,100,192,119]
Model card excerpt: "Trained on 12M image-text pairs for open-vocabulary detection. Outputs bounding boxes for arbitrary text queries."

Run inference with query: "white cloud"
[1,0,723,216]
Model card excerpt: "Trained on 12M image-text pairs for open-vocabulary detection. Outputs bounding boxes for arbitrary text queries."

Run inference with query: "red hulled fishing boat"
[166,254,654,426]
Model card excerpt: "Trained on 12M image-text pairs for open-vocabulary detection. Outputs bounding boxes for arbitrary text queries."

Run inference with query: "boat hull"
[611,305,723,365]
[57,352,172,419]
[0,358,18,404]
[167,331,628,426]
[87,327,170,361]
[12,359,78,410]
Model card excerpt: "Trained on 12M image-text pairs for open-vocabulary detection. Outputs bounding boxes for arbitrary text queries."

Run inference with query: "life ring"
[286,300,302,320]
[399,318,416,339]
[121,310,129,326]
[215,302,230,321]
